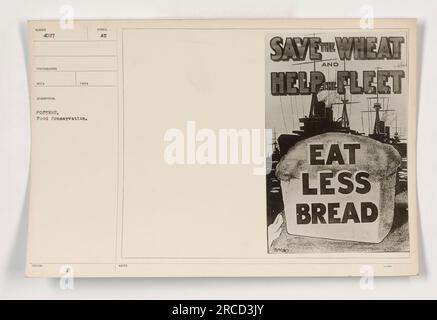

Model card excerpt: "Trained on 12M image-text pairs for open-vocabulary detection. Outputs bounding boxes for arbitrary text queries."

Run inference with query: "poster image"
[266,30,410,254]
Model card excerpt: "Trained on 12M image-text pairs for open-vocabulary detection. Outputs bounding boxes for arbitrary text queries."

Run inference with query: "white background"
[0,0,435,300]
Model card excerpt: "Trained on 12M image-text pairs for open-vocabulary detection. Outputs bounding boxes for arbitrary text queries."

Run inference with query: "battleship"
[266,67,407,225]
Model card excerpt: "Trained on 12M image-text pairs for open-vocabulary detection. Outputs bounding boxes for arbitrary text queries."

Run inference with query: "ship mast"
[331,60,359,130]
[342,59,350,128]
[272,128,279,151]
[373,67,383,135]
[361,68,396,143]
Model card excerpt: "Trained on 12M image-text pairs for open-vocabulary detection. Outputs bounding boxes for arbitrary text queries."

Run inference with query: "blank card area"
[121,29,267,258]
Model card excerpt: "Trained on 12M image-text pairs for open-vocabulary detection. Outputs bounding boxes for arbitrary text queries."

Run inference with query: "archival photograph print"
[266,30,409,254]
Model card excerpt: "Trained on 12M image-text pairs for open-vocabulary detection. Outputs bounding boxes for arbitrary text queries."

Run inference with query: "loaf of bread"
[276,132,402,243]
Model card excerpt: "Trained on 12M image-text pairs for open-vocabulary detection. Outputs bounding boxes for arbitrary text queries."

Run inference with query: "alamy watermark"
[59,5,74,30]
[360,5,375,29]
[59,265,74,290]
[163,121,273,175]
[359,265,375,290]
